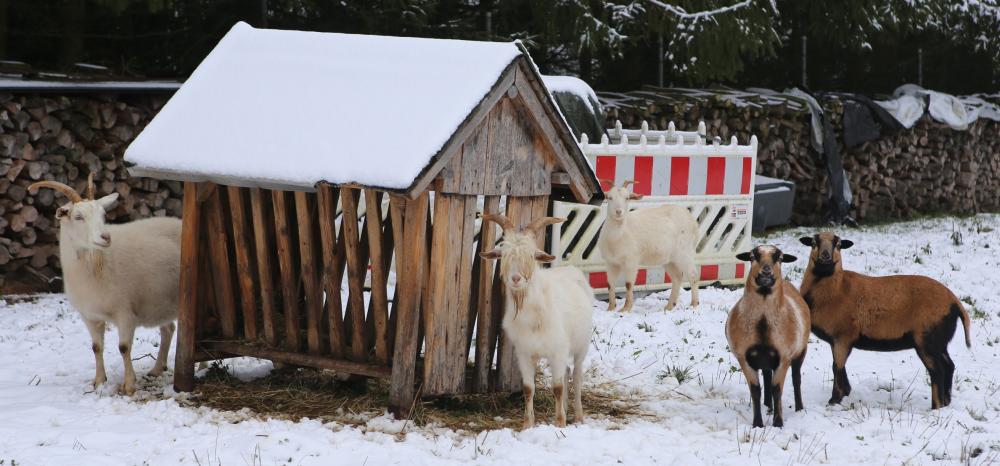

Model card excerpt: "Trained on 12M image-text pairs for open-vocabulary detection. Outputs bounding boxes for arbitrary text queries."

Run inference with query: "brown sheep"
[726,245,810,428]
[799,232,972,409]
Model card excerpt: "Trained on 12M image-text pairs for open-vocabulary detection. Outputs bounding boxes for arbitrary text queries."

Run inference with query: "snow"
[3,215,1000,465]
[124,22,524,191]
[541,75,601,113]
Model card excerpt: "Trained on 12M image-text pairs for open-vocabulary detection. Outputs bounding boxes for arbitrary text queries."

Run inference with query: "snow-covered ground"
[2,215,999,465]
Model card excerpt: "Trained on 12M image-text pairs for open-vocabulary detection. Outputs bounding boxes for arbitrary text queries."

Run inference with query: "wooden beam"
[340,188,368,361]
[272,190,301,351]
[205,189,238,339]
[295,192,323,354]
[174,181,201,392]
[364,189,391,365]
[227,186,258,341]
[249,188,278,346]
[201,341,391,379]
[473,195,501,392]
[388,192,428,418]
[317,185,346,358]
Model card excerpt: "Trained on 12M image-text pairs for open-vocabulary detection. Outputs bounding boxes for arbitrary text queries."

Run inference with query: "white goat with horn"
[598,179,700,312]
[29,175,182,395]
[480,213,594,429]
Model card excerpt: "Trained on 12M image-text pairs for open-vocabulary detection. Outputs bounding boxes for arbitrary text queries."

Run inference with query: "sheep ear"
[799,237,814,247]
[479,249,502,260]
[56,205,70,219]
[736,252,753,262]
[97,193,119,210]
[534,250,556,263]
[839,239,854,250]
[628,192,644,201]
[781,254,798,263]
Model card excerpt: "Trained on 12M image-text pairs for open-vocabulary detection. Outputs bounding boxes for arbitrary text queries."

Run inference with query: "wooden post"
[389,192,428,418]
[364,189,391,364]
[317,185,346,358]
[294,191,323,354]
[272,190,301,351]
[205,188,237,339]
[473,195,501,392]
[227,186,258,341]
[249,188,278,346]
[175,181,201,392]
[340,188,369,361]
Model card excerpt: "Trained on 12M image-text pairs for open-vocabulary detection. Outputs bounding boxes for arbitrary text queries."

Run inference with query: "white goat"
[480,214,593,429]
[597,180,700,312]
[29,176,181,395]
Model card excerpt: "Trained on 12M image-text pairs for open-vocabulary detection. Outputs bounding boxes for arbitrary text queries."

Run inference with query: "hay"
[185,364,652,434]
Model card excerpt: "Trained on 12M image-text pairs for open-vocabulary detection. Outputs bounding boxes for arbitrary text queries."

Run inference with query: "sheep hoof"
[772,417,784,428]
[827,395,843,405]
[555,418,567,428]
[664,303,677,311]
[521,419,535,430]
[119,382,136,396]
[690,300,700,308]
[607,304,617,312]
[148,366,166,377]
[92,376,107,388]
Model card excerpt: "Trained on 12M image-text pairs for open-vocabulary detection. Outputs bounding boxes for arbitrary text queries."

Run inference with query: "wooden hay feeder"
[124,23,601,417]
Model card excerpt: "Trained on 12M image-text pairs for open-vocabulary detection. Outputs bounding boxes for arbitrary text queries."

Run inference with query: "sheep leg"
[149,322,175,376]
[551,355,568,428]
[116,314,138,396]
[518,355,538,429]
[792,351,806,411]
[762,369,773,412]
[738,358,764,428]
[676,255,700,308]
[606,264,621,311]
[664,263,683,311]
[828,342,852,404]
[572,354,585,423]
[84,319,107,388]
[770,362,791,428]
[622,281,635,313]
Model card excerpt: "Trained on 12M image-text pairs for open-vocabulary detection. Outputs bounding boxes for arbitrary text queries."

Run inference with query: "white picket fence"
[552,121,758,294]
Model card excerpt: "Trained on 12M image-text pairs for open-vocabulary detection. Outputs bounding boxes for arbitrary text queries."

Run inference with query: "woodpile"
[0,92,179,290]
[600,87,1000,224]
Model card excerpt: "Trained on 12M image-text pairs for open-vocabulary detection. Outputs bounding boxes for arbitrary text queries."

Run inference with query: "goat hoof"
[827,396,843,405]
[690,300,700,308]
[555,419,567,428]
[120,383,136,396]
[664,303,677,311]
[147,367,165,377]
[773,418,784,428]
[92,377,107,388]
[521,420,535,430]
[752,419,764,428]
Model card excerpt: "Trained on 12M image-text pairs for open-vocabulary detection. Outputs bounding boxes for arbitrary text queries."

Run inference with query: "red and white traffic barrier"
[553,121,758,294]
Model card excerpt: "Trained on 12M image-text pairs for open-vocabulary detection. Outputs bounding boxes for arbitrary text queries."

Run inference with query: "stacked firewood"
[0,92,181,289]
[600,88,1000,225]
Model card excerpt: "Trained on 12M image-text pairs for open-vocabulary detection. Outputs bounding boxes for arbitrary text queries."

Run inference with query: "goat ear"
[96,193,119,210]
[799,236,814,247]
[736,252,753,262]
[628,192,644,201]
[781,254,798,263]
[839,239,854,250]
[56,205,70,219]
[534,250,556,263]
[479,249,502,260]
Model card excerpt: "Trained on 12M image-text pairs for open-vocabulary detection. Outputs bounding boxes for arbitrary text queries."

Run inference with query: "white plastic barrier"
[552,121,758,294]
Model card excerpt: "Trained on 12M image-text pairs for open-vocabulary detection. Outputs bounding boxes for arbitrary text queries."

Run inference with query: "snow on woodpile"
[124,22,523,191]
[542,75,600,113]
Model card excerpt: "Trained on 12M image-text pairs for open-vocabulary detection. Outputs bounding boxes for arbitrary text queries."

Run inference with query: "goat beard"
[511,289,526,318]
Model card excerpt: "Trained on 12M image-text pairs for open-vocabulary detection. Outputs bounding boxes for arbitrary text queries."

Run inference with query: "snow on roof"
[125,22,524,191]
[541,75,600,113]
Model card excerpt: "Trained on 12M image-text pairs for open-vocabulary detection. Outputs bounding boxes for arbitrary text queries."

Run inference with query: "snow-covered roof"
[125,22,536,192]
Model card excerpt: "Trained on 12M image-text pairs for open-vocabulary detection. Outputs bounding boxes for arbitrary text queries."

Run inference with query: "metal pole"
[918,47,923,87]
[801,35,807,88]
[658,32,664,87]
[486,11,492,37]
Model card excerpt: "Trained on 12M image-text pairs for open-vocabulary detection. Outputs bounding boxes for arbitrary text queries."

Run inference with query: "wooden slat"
[364,189,391,364]
[227,186,258,341]
[294,192,323,354]
[473,195,501,392]
[205,188,238,339]
[202,341,392,379]
[317,185,346,358]
[387,197,406,362]
[272,190,301,351]
[174,182,202,392]
[249,188,278,346]
[423,193,478,395]
[340,188,368,361]
[388,193,429,418]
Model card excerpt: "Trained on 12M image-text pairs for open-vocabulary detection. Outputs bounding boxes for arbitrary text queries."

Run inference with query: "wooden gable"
[405,56,600,204]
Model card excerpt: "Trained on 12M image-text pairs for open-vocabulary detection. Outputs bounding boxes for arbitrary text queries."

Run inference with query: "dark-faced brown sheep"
[799,232,972,409]
[726,245,810,428]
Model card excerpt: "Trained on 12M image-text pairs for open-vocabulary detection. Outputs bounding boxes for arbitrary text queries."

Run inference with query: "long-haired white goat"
[598,180,700,312]
[480,214,593,429]
[29,176,181,395]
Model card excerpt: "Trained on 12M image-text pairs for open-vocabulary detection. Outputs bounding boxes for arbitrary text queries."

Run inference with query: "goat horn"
[622,180,639,188]
[86,172,95,200]
[599,178,615,186]
[28,180,83,203]
[524,216,567,234]
[481,213,516,232]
